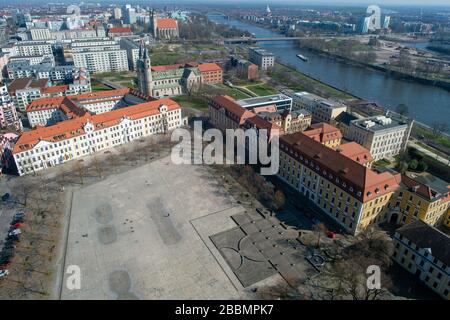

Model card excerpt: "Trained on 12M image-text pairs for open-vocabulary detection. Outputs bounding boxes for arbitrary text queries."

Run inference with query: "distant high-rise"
[136,41,153,96]
[123,5,136,24]
[113,7,122,20]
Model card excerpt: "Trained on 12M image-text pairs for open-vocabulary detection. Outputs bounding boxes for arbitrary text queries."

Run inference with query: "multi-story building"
[291,91,347,124]
[108,27,133,39]
[278,132,400,235]
[113,7,122,20]
[123,7,137,25]
[136,43,219,98]
[0,86,21,129]
[334,142,374,168]
[26,96,88,127]
[236,93,292,112]
[13,96,182,176]
[8,54,53,66]
[8,69,91,112]
[14,41,53,57]
[25,88,147,127]
[72,41,129,73]
[7,60,81,82]
[208,95,280,141]
[335,111,359,138]
[150,12,179,40]
[257,108,311,134]
[303,123,343,148]
[29,28,52,40]
[389,173,450,226]
[347,115,412,161]
[198,63,223,85]
[393,221,450,300]
[119,37,140,70]
[229,56,259,81]
[248,47,275,70]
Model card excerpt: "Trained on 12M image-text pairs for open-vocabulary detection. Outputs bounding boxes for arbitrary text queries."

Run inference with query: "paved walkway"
[408,139,450,166]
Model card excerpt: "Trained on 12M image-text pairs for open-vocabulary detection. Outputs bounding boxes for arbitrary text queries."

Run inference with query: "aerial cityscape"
[0,0,449,306]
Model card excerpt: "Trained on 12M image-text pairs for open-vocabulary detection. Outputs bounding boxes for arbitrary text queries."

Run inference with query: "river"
[208,15,450,127]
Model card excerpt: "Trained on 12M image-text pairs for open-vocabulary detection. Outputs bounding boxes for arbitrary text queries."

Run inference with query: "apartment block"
[303,123,343,148]
[248,47,275,70]
[71,40,129,73]
[347,115,412,161]
[389,173,450,226]
[278,132,400,235]
[13,96,182,175]
[393,221,450,300]
[291,91,347,123]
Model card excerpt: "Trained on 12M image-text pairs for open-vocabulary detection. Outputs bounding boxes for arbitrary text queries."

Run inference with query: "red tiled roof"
[334,142,373,165]
[156,18,178,29]
[108,27,132,34]
[7,78,49,95]
[68,88,130,101]
[198,63,222,73]
[151,64,184,72]
[304,123,342,143]
[210,95,254,125]
[400,174,450,201]
[41,85,69,94]
[280,132,400,202]
[14,98,180,154]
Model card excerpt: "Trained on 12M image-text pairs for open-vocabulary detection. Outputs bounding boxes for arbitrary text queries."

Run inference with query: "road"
[408,139,450,166]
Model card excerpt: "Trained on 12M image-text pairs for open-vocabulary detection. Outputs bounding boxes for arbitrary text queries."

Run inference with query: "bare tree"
[312,223,328,248]
[73,160,85,184]
[92,155,103,178]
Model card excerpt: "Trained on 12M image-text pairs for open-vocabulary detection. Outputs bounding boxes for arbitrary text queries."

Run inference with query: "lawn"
[215,84,251,100]
[171,95,208,111]
[245,83,278,96]
[90,79,112,91]
[269,63,354,100]
[413,125,450,149]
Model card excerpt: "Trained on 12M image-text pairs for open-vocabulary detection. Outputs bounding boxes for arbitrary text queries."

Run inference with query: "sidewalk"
[408,140,450,166]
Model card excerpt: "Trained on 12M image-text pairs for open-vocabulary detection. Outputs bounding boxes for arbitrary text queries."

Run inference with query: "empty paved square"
[61,158,245,299]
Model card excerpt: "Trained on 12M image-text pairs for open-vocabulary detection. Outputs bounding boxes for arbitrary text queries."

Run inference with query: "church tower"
[137,40,153,96]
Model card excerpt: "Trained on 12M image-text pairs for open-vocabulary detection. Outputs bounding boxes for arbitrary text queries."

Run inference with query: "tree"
[73,160,85,185]
[396,104,409,117]
[312,223,328,248]
[431,122,449,138]
[408,159,418,170]
[92,155,103,178]
[323,226,394,300]
[273,190,286,211]
[417,160,428,172]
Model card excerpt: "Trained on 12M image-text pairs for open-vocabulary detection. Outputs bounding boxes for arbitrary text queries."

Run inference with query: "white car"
[0,269,9,278]
[8,229,21,236]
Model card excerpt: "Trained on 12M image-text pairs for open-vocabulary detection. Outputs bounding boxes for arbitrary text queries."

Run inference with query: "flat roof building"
[237,93,292,112]
[347,115,412,161]
[291,91,347,124]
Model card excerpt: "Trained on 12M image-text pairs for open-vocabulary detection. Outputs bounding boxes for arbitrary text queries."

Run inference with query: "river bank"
[298,46,450,91]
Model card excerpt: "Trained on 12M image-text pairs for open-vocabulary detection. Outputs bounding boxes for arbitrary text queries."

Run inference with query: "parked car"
[8,229,21,237]
[327,231,336,239]
[10,222,24,230]
[1,193,10,201]
[0,269,9,278]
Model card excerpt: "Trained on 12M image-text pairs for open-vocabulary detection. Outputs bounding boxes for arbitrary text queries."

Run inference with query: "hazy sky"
[220,0,450,6]
[173,0,450,7]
